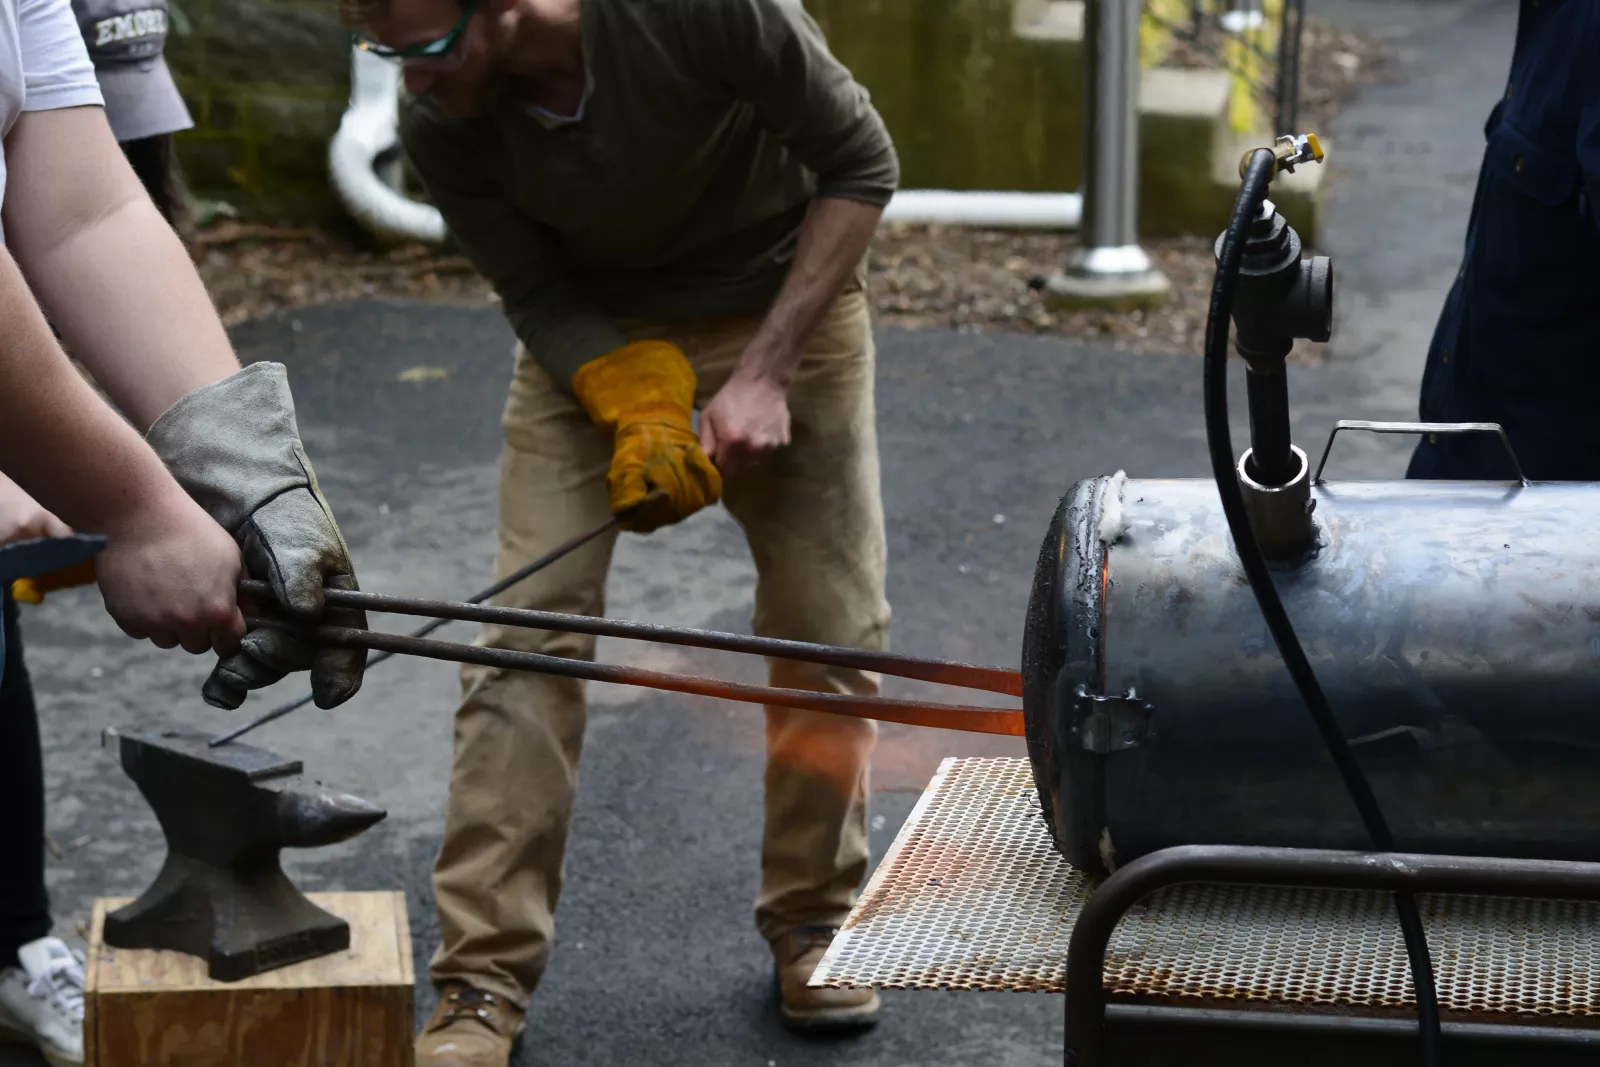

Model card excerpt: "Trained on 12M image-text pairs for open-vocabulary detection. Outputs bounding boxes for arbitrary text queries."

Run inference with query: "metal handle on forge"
[1311,420,1528,486]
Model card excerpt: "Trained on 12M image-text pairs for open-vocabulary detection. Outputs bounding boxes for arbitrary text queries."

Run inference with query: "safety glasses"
[353,0,476,68]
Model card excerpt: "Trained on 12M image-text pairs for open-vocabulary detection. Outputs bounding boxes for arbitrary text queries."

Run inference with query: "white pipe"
[328,48,1083,243]
[880,189,1082,229]
[329,47,448,246]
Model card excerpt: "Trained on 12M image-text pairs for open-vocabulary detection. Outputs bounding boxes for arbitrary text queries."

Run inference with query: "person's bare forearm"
[2,107,239,430]
[0,246,191,534]
[20,196,238,429]
[739,197,883,388]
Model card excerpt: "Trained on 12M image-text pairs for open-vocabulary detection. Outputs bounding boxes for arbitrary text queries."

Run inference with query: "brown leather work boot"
[771,925,881,1032]
[415,983,524,1067]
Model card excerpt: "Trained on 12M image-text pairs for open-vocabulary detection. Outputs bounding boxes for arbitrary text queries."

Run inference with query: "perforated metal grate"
[813,758,1600,1025]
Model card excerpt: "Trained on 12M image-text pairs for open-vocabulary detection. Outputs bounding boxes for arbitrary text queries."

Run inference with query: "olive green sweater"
[400,0,898,386]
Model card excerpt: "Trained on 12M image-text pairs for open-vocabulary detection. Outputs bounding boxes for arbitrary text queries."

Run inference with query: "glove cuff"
[571,340,698,432]
[145,362,314,535]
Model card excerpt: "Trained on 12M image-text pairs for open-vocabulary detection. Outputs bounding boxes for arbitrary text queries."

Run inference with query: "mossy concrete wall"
[162,0,1310,239]
[807,0,1313,239]
[165,0,352,224]
[805,0,1086,193]
[163,0,1102,222]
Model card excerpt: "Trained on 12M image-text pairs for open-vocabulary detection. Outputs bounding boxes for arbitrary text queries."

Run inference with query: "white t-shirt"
[0,0,104,232]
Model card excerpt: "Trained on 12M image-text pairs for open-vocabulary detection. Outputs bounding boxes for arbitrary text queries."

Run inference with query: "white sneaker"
[0,936,85,1067]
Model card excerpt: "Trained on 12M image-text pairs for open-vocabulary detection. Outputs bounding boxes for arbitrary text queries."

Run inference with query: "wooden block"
[85,891,414,1067]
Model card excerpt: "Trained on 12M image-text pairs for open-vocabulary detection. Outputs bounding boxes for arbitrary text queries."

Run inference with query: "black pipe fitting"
[1212,200,1333,488]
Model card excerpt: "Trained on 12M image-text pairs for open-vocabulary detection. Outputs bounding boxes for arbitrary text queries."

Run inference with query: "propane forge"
[1018,132,1600,881]
[802,135,1600,1067]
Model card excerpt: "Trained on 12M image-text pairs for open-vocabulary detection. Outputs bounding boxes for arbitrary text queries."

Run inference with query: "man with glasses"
[342,0,899,1061]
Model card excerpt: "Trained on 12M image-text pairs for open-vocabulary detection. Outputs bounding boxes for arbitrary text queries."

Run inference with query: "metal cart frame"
[812,758,1600,1067]
[1065,845,1600,1066]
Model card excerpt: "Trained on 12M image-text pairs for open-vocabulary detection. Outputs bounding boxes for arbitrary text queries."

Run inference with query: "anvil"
[101,726,386,981]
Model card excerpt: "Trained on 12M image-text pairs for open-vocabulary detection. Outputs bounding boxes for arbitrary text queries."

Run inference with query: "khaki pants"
[428,290,889,1007]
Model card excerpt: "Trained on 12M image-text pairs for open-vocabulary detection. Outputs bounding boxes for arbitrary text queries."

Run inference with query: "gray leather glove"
[146,362,366,710]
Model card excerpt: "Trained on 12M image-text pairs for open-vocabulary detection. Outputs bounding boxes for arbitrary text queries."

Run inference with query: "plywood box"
[85,891,414,1067]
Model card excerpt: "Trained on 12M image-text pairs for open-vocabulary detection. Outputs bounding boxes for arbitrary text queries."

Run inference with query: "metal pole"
[1084,0,1139,256]
[1276,0,1306,135]
[1046,0,1170,309]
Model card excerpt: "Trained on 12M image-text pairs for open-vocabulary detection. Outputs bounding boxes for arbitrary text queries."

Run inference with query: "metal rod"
[234,579,1023,698]
[209,512,622,747]
[1063,844,1600,1067]
[245,618,1026,737]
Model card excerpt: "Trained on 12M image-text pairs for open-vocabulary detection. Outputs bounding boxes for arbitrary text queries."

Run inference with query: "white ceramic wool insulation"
[1098,827,1118,874]
[1097,470,1129,546]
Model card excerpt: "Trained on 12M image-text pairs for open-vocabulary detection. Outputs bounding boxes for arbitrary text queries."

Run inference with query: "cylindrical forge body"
[1023,475,1600,879]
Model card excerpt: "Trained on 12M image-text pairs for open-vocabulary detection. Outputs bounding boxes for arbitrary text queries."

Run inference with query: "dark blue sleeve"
[1581,103,1600,236]
[1580,11,1600,236]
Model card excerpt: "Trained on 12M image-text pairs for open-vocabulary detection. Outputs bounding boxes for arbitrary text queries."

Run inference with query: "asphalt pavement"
[2,2,1518,1065]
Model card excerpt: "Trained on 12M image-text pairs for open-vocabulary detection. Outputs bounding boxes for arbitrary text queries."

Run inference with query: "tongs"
[212,580,1023,747]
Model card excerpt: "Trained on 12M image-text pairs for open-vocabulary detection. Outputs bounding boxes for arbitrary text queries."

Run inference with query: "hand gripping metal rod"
[239,617,1025,736]
[209,512,622,747]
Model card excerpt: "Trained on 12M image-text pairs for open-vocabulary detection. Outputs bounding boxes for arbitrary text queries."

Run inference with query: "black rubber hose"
[1205,147,1442,1065]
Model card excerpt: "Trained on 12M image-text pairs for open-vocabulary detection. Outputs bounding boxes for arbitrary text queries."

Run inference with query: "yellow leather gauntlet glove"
[571,340,723,533]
